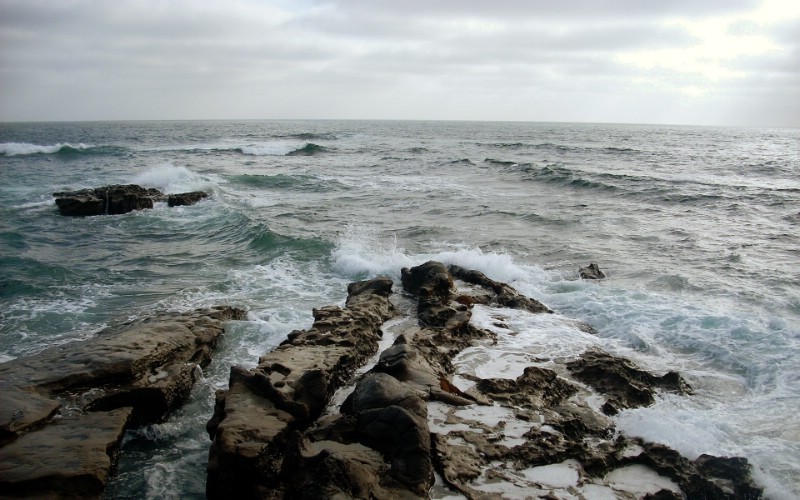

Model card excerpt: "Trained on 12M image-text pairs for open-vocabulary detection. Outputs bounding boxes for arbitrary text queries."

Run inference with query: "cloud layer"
[1,0,798,126]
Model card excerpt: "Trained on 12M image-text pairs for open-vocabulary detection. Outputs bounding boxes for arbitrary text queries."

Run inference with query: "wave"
[484,142,642,155]
[484,158,519,166]
[286,143,328,156]
[131,164,217,194]
[0,142,129,157]
[448,158,474,165]
[228,173,341,192]
[284,132,338,141]
[508,162,620,192]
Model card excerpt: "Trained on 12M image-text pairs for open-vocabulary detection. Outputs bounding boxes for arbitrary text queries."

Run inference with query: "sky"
[1,0,798,127]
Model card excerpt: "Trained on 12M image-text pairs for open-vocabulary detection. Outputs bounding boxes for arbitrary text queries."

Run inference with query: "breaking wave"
[286,143,328,156]
[0,142,129,157]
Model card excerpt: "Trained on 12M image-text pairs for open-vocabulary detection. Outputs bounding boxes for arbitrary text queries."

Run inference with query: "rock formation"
[579,262,606,279]
[0,262,764,498]
[206,277,396,498]
[205,262,762,499]
[53,184,209,216]
[0,306,245,498]
[168,191,209,207]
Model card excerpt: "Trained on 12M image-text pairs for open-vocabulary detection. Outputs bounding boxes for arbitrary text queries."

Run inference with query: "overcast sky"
[1,0,798,126]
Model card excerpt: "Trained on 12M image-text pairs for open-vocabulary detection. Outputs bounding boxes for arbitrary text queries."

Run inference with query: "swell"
[227,173,345,192]
[1,142,131,157]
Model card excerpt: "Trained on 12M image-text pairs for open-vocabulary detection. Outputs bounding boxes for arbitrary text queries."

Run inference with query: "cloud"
[0,0,797,125]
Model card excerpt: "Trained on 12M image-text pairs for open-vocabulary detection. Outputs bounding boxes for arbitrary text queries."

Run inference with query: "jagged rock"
[206,277,396,499]
[0,408,132,499]
[449,264,552,314]
[475,366,578,408]
[566,348,692,415]
[53,184,166,216]
[579,262,606,279]
[204,265,762,500]
[168,191,209,207]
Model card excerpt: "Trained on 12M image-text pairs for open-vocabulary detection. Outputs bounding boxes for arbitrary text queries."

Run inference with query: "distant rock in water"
[53,184,165,216]
[286,142,327,156]
[53,184,209,215]
[579,262,606,279]
[168,191,209,207]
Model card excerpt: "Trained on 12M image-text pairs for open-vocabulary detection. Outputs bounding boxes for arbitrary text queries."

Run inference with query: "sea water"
[1,120,798,498]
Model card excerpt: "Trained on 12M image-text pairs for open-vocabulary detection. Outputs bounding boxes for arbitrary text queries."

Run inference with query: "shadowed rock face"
[579,262,606,279]
[205,277,396,499]
[168,191,209,207]
[53,184,165,216]
[0,306,245,499]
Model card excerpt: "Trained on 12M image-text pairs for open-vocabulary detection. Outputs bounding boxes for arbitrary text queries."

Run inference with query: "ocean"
[1,120,798,498]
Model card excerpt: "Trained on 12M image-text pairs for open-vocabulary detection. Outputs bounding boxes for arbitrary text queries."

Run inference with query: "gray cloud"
[0,0,796,125]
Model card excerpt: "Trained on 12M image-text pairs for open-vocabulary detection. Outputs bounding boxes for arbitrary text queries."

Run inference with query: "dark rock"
[449,264,552,313]
[0,408,132,499]
[579,262,606,279]
[167,191,209,207]
[475,366,578,408]
[566,349,692,415]
[206,277,396,499]
[53,184,165,216]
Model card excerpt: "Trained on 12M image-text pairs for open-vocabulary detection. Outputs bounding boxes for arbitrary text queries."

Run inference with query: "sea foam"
[0,142,89,156]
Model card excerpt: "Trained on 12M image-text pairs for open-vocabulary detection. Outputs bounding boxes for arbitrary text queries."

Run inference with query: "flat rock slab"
[0,306,245,499]
[0,408,132,499]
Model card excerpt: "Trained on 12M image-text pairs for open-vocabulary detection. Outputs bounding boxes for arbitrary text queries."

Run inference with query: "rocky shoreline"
[0,262,762,499]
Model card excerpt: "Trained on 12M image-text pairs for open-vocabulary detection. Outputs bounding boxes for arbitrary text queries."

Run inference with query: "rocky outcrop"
[566,348,692,415]
[206,277,396,499]
[53,184,165,216]
[0,306,245,498]
[168,191,209,207]
[53,184,209,216]
[579,262,606,279]
[205,261,760,499]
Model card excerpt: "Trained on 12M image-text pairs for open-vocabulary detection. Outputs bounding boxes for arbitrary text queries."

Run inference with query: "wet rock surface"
[206,277,397,499]
[206,262,762,499]
[0,306,245,498]
[579,262,606,279]
[168,190,209,207]
[53,184,209,216]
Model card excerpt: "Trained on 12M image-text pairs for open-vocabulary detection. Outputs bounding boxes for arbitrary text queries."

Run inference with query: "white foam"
[332,225,414,278]
[0,142,89,156]
[520,460,581,488]
[239,142,297,156]
[131,164,216,194]
[604,464,681,496]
